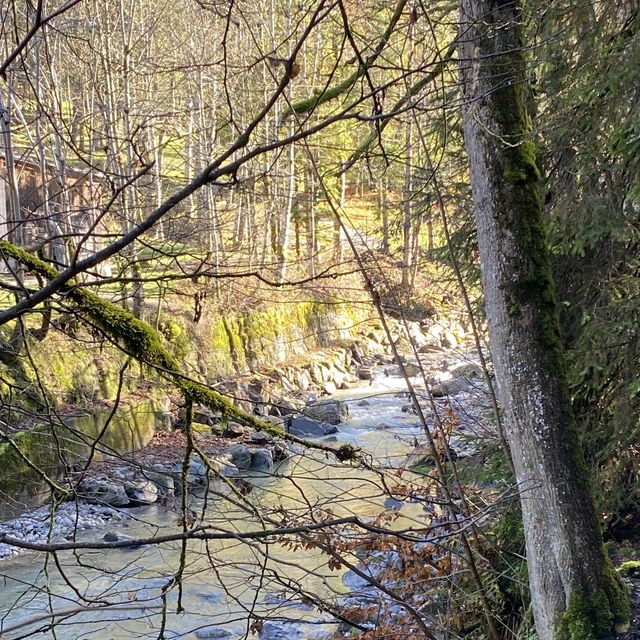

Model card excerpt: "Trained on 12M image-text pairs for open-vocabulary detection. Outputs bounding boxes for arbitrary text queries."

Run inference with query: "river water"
[0,360,487,640]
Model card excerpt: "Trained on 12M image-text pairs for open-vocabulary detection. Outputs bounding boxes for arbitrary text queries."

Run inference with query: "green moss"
[556,563,630,639]
[0,426,76,507]
[616,560,640,576]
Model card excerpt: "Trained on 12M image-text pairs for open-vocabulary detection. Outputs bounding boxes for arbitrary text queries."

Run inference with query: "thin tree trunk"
[460,1,629,638]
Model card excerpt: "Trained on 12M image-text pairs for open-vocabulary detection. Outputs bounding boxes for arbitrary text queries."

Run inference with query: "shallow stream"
[0,358,488,640]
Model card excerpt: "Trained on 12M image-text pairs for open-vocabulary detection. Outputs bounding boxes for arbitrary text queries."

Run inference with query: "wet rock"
[305,399,349,425]
[249,431,273,445]
[196,627,233,639]
[146,466,178,494]
[103,531,138,547]
[189,457,208,478]
[357,366,374,380]
[342,550,403,590]
[356,399,370,407]
[258,621,328,640]
[224,421,248,438]
[124,479,158,505]
[77,478,130,507]
[213,455,239,478]
[272,443,289,463]
[449,362,483,379]
[385,362,421,377]
[286,416,337,437]
[250,449,274,473]
[384,497,404,510]
[197,592,224,604]
[227,443,252,470]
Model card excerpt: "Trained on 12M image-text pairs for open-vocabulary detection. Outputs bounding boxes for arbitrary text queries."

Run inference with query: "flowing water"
[0,363,487,640]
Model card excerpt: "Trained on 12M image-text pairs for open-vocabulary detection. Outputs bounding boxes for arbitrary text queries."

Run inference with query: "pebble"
[0,501,128,560]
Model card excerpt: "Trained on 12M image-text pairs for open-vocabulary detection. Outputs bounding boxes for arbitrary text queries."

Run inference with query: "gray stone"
[286,416,337,437]
[227,443,252,470]
[189,457,208,477]
[384,497,404,510]
[193,407,219,426]
[250,449,274,473]
[357,366,374,380]
[77,479,130,507]
[272,443,289,463]
[305,399,349,425]
[124,479,158,505]
[249,432,273,445]
[320,380,337,395]
[195,627,233,639]
[356,399,370,407]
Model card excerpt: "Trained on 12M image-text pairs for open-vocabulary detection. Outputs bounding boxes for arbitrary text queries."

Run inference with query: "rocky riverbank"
[0,316,474,559]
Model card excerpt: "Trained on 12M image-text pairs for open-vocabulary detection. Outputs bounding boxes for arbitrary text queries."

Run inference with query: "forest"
[0,0,638,639]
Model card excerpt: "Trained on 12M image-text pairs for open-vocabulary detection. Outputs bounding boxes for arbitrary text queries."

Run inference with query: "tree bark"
[459,1,629,638]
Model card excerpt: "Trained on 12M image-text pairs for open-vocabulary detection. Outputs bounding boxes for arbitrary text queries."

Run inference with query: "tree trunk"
[459,1,629,638]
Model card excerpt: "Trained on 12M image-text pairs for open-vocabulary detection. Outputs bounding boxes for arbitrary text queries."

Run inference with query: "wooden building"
[0,152,103,268]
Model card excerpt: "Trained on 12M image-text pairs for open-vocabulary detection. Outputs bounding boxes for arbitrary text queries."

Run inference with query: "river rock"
[449,362,483,379]
[258,621,328,640]
[124,479,158,505]
[196,627,233,639]
[272,442,289,463]
[250,449,273,473]
[103,530,137,545]
[212,454,239,477]
[431,372,478,397]
[356,399,370,407]
[227,443,252,470]
[193,406,219,426]
[286,416,337,437]
[305,399,349,425]
[249,431,273,445]
[357,366,374,380]
[320,381,337,395]
[144,470,175,496]
[384,497,404,510]
[386,362,421,377]
[77,478,130,507]
[342,550,403,590]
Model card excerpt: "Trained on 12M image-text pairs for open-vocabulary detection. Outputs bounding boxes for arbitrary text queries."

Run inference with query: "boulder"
[250,449,274,473]
[271,443,289,463]
[249,431,273,445]
[305,399,349,425]
[442,329,458,349]
[385,362,421,377]
[226,443,252,470]
[449,362,483,379]
[295,369,312,391]
[320,381,337,395]
[357,366,374,380]
[77,479,130,507]
[193,407,219,426]
[286,416,337,437]
[212,454,239,477]
[144,470,175,496]
[124,479,158,505]
[103,531,139,546]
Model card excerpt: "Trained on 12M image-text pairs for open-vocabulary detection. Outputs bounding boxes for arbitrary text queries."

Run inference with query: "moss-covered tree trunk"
[459,1,629,638]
